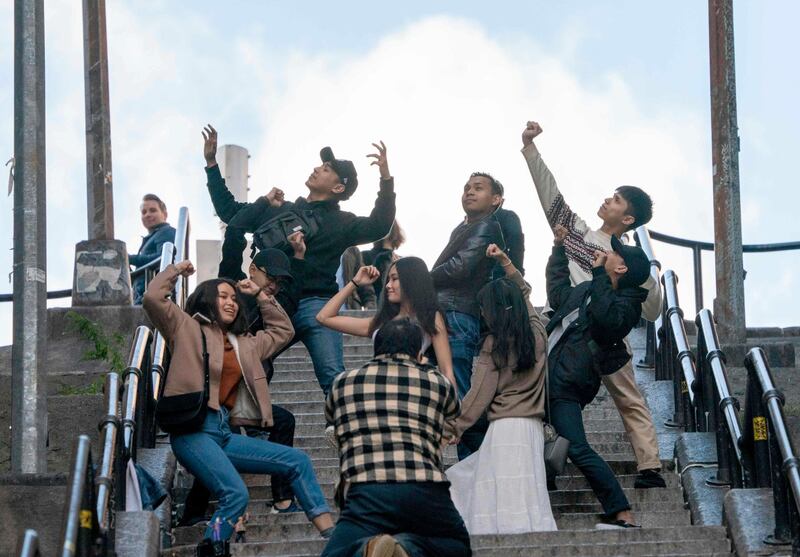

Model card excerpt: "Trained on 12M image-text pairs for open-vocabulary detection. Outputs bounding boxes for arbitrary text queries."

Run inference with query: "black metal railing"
[16,529,40,557]
[647,229,800,315]
[59,435,105,556]
[633,226,662,370]
[743,348,800,550]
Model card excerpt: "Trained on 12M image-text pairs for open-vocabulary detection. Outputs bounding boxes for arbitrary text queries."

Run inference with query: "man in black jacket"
[546,225,649,529]
[431,172,503,459]
[202,126,396,395]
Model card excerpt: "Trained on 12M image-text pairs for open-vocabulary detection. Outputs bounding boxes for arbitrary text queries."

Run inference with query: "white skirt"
[447,416,557,535]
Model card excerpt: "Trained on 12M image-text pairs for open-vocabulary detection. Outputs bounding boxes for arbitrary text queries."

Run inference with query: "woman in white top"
[316,256,456,387]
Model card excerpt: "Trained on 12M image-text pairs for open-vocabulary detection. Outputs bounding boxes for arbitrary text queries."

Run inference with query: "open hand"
[522,121,543,146]
[353,265,380,286]
[553,225,569,246]
[367,141,390,180]
[592,250,608,268]
[174,260,195,277]
[266,187,285,207]
[202,124,218,166]
[287,231,306,259]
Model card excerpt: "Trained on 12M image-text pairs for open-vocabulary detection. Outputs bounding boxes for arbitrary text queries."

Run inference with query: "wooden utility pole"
[83,0,114,240]
[709,0,746,343]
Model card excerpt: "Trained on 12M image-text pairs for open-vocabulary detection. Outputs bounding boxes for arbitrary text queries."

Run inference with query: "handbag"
[155,329,209,435]
[543,363,570,477]
[252,209,320,254]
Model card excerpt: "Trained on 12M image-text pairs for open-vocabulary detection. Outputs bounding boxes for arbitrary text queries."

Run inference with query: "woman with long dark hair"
[444,244,556,534]
[143,260,334,556]
[316,256,456,387]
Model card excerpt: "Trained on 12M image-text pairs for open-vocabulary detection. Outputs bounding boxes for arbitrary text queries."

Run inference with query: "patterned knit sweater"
[521,143,662,321]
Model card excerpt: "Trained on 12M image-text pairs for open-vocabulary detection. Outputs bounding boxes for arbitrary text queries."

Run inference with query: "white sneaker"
[325,425,338,449]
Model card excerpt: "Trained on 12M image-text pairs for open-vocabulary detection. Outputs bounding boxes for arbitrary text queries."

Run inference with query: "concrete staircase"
[164,326,733,556]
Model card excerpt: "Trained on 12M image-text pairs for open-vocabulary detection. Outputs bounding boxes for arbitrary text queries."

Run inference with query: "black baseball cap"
[610,235,651,288]
[252,249,293,281]
[320,146,358,199]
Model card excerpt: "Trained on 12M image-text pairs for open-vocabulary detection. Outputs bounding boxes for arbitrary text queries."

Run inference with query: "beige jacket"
[447,270,548,438]
[143,265,294,427]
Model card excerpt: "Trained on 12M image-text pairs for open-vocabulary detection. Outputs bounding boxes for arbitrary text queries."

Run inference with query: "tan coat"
[143,265,294,428]
[447,270,548,439]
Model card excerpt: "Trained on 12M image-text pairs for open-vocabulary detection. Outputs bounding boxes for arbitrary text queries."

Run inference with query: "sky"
[0,1,798,346]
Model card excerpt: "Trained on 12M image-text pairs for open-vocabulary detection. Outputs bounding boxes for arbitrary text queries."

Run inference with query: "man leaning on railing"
[130,193,176,304]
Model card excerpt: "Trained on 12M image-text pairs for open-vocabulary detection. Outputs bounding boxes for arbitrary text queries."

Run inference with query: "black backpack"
[252,208,320,255]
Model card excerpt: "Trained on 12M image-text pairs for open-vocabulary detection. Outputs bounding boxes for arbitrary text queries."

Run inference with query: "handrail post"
[95,372,120,532]
[634,226,660,370]
[692,245,704,315]
[766,417,793,545]
[59,435,100,557]
[742,365,770,488]
[16,529,40,557]
[121,326,152,461]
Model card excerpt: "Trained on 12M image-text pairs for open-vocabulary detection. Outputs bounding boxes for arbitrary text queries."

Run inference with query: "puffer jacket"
[431,214,503,318]
[545,245,647,407]
[142,265,294,427]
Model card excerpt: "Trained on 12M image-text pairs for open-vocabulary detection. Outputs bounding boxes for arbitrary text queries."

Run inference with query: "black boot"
[196,538,231,557]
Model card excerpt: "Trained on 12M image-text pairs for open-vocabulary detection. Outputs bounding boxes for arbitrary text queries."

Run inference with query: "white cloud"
[1,9,797,346]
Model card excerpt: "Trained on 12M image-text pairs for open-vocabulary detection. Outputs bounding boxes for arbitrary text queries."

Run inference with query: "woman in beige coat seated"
[444,244,557,535]
[143,260,334,556]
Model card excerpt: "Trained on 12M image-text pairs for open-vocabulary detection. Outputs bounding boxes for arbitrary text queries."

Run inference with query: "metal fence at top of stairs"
[638,225,800,553]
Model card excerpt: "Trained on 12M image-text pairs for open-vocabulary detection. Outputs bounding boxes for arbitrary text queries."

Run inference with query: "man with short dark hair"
[202,126,396,395]
[322,318,470,557]
[130,194,176,304]
[521,120,665,488]
[431,172,504,459]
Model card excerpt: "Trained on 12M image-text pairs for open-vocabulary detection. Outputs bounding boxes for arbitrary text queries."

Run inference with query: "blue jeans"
[444,311,487,459]
[321,482,471,557]
[548,398,630,517]
[292,297,345,395]
[170,408,331,541]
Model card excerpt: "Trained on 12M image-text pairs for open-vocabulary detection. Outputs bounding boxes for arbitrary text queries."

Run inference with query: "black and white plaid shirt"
[325,353,460,484]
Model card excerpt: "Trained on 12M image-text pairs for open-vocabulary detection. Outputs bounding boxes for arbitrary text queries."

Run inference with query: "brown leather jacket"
[143,265,294,427]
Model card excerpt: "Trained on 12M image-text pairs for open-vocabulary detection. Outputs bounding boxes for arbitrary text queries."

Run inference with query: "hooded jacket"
[545,245,647,407]
[142,265,294,427]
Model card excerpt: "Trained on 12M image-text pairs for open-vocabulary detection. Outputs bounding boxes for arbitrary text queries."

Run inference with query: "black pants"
[548,398,630,517]
[218,198,272,281]
[321,482,471,557]
[181,404,297,521]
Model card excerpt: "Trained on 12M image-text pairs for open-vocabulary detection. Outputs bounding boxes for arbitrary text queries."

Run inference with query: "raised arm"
[237,279,295,360]
[142,261,194,341]
[545,227,575,312]
[203,125,248,223]
[315,266,379,337]
[521,121,590,235]
[342,141,396,245]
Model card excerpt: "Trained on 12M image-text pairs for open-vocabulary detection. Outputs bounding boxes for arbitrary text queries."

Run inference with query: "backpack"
[252,209,321,255]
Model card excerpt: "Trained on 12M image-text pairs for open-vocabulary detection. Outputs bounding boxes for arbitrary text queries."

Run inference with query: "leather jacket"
[431,214,503,317]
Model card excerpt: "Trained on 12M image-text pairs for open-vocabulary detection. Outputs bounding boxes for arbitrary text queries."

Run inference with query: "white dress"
[446,416,557,534]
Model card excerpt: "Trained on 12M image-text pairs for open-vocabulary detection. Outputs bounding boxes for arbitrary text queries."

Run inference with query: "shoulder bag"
[155,329,209,435]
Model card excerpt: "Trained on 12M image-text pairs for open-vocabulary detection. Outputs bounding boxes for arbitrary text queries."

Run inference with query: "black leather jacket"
[431,215,503,318]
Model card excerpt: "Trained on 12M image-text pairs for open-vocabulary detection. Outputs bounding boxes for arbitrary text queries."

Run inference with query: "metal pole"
[708,0,746,343]
[12,0,48,474]
[83,0,114,240]
[693,245,704,314]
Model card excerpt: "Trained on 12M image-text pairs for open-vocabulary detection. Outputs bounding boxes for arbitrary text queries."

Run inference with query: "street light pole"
[12,0,48,474]
[708,0,747,343]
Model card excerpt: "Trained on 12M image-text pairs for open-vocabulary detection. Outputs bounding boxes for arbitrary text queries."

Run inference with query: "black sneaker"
[595,520,641,530]
[196,539,230,557]
[634,469,667,489]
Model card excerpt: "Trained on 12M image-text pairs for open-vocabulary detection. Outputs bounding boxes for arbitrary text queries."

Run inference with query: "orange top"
[218,336,241,410]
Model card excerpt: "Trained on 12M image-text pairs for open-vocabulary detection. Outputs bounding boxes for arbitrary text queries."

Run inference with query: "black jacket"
[491,208,525,279]
[545,245,647,407]
[206,165,396,299]
[431,214,503,318]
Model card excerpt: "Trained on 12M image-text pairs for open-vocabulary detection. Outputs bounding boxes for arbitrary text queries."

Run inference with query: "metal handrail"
[658,271,699,431]
[744,348,800,547]
[646,229,800,314]
[633,226,662,369]
[16,530,40,557]
[173,207,191,309]
[59,435,101,557]
[95,372,121,532]
[695,309,746,487]
[121,326,153,460]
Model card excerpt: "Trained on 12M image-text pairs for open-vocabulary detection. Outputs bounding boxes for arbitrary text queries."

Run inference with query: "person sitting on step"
[546,225,649,529]
[521,120,666,489]
[316,257,457,388]
[444,243,556,534]
[143,261,334,557]
[321,318,470,557]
